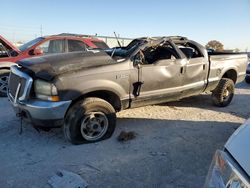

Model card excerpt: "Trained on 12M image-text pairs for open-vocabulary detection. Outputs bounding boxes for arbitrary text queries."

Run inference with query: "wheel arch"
[0,62,15,71]
[68,90,122,112]
[222,69,237,84]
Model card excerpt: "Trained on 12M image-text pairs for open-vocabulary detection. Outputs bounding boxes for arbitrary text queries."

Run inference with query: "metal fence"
[58,33,133,48]
[95,35,133,48]
[11,33,134,48]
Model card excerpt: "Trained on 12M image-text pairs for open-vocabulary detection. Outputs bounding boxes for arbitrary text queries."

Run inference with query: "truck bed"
[206,52,248,91]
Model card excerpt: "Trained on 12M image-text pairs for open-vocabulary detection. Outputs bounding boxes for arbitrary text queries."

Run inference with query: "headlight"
[34,79,59,101]
[204,150,250,188]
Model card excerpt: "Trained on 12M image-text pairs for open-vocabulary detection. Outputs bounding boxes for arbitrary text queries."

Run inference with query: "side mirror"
[29,48,43,56]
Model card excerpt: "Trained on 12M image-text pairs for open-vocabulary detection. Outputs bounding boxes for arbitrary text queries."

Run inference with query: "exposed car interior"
[0,43,9,58]
[0,42,18,58]
[106,39,146,61]
[175,42,204,59]
[141,43,179,64]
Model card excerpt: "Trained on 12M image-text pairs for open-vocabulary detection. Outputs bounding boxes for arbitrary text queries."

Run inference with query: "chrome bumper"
[8,65,72,127]
[8,93,71,121]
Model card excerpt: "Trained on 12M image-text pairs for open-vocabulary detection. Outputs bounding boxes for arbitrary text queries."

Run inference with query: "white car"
[245,53,250,83]
[204,119,250,187]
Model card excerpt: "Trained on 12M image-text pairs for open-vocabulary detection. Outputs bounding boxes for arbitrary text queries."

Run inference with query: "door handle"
[203,64,206,70]
[180,67,184,74]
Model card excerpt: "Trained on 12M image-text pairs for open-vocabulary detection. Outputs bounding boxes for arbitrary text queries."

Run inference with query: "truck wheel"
[211,78,234,107]
[0,70,10,97]
[64,97,116,144]
[245,76,250,84]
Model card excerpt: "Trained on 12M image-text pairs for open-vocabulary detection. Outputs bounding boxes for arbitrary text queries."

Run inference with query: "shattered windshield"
[106,39,146,58]
[125,39,143,50]
[19,37,44,52]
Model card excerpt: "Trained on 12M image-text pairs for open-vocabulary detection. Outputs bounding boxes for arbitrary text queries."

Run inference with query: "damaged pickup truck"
[8,36,248,144]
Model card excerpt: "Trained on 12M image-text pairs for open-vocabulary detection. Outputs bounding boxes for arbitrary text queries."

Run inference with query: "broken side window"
[142,42,179,65]
[175,42,203,59]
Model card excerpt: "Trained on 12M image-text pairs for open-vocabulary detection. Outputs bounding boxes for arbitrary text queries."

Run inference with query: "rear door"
[175,42,207,96]
[66,39,87,52]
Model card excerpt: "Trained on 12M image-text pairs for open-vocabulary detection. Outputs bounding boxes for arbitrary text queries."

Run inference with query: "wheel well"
[222,69,237,83]
[72,90,122,112]
[0,67,10,71]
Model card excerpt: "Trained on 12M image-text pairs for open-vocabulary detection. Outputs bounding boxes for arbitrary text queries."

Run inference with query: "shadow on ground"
[0,117,240,188]
[158,92,250,119]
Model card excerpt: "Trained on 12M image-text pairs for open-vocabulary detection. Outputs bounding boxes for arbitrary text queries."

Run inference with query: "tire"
[211,78,235,107]
[64,97,116,144]
[245,76,250,84]
[0,69,10,97]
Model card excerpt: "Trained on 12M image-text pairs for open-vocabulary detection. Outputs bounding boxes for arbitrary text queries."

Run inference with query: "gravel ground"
[0,82,249,188]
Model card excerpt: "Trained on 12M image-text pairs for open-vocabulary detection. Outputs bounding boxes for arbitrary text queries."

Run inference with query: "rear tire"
[64,97,116,144]
[211,78,234,107]
[0,69,10,97]
[245,76,250,84]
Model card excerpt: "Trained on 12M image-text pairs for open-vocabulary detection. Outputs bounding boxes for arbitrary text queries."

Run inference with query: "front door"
[130,42,186,107]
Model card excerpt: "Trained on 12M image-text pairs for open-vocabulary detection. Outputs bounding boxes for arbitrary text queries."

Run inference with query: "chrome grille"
[8,65,33,101]
[9,73,26,98]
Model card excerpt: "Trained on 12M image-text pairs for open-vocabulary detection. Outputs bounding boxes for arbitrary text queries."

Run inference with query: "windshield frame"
[19,37,45,52]
[110,39,147,59]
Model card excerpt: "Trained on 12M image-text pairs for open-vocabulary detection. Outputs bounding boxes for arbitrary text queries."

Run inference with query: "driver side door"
[130,44,186,107]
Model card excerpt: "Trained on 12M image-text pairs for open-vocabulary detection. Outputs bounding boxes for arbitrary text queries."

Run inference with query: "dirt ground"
[0,82,249,188]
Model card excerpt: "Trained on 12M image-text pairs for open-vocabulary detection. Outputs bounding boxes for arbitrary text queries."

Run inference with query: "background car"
[0,34,109,96]
[204,119,250,187]
[245,52,250,83]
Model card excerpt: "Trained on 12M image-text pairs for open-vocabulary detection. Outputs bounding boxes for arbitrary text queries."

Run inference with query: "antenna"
[40,25,43,36]
[114,32,122,47]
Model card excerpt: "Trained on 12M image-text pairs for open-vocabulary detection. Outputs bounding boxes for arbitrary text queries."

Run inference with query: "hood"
[225,119,250,176]
[0,35,20,53]
[17,50,115,81]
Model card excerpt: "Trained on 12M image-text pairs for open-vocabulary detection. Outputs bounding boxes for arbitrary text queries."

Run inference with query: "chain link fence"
[95,35,133,48]
[57,33,133,48]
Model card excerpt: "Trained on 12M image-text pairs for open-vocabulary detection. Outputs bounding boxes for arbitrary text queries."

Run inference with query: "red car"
[0,34,109,96]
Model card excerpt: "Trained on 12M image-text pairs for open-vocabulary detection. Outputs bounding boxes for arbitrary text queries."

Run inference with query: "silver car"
[204,119,250,188]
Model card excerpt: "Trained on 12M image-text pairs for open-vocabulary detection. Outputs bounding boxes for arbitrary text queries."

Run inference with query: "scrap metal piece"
[48,170,88,188]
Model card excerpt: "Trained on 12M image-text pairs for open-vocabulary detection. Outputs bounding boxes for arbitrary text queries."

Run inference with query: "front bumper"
[8,93,71,127]
[204,150,250,188]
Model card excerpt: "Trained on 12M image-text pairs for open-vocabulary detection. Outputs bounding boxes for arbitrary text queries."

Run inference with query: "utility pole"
[40,25,43,36]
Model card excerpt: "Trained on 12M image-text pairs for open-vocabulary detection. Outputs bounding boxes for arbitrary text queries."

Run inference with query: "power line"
[40,25,43,36]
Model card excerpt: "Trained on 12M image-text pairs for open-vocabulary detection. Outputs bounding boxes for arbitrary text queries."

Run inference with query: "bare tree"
[205,40,224,51]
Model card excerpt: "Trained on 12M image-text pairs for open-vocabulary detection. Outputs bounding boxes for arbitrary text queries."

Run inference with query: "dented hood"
[0,35,20,53]
[17,50,115,81]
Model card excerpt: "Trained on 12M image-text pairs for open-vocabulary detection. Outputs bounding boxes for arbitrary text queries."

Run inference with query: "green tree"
[205,40,224,52]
